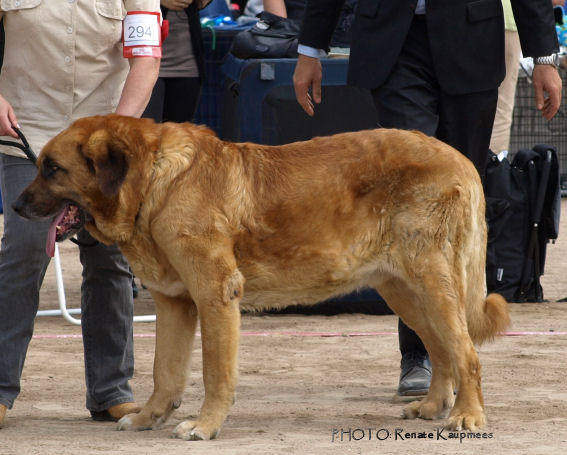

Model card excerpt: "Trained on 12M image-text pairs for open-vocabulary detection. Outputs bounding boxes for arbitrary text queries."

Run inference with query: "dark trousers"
[370,15,498,356]
[143,77,202,123]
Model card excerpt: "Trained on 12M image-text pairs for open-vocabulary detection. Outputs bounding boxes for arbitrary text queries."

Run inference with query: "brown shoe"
[91,402,140,422]
[0,404,7,429]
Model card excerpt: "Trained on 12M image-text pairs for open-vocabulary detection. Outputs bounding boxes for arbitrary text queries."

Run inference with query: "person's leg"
[437,88,499,181]
[371,16,440,135]
[0,155,51,420]
[78,229,137,418]
[370,15,439,397]
[397,319,431,395]
[161,77,202,123]
[489,30,521,154]
[142,77,166,122]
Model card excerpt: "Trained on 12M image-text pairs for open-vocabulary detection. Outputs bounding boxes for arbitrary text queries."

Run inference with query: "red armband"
[161,19,169,42]
[122,11,163,58]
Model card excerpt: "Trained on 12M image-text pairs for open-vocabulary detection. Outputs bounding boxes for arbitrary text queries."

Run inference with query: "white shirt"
[416,0,426,15]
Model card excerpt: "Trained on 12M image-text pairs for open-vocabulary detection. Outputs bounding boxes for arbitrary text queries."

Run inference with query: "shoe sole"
[391,390,428,403]
[91,410,119,422]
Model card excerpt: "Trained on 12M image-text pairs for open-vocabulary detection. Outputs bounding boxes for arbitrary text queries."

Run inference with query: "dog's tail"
[466,293,510,344]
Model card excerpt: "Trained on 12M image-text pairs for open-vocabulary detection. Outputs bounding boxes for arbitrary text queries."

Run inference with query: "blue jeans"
[0,154,135,412]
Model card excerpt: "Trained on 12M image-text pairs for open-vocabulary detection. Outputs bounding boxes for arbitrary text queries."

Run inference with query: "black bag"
[229,11,300,59]
[484,145,561,302]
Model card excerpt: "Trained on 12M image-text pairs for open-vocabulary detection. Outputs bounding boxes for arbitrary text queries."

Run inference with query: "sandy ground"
[1,201,567,454]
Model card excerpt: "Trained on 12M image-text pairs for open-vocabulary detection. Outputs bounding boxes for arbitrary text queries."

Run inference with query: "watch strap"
[534,54,559,66]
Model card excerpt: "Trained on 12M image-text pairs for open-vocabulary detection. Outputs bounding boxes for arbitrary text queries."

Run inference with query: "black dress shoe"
[397,352,431,397]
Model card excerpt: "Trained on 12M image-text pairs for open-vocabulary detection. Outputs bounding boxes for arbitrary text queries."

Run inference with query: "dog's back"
[213,129,486,314]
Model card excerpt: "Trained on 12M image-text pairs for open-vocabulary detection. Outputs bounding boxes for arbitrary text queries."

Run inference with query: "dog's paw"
[172,420,219,441]
[402,399,449,421]
[117,411,165,431]
[446,410,486,431]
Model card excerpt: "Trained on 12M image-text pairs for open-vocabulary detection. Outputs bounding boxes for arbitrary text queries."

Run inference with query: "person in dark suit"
[293,0,562,398]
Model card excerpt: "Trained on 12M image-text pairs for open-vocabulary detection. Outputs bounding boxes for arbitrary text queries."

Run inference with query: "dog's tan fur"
[16,115,509,440]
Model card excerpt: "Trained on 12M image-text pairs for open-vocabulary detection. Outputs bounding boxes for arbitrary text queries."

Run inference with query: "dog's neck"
[91,135,162,245]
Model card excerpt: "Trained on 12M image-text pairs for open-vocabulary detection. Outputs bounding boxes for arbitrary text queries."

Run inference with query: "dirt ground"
[1,201,567,455]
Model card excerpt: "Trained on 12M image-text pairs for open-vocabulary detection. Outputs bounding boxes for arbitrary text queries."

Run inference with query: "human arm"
[292,0,345,116]
[511,0,562,119]
[0,11,19,137]
[161,0,193,11]
[532,63,562,120]
[293,53,323,117]
[263,0,288,17]
[116,0,165,116]
[0,95,19,138]
[115,57,161,117]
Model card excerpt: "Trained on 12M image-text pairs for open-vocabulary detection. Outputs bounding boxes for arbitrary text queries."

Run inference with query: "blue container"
[220,54,377,144]
[193,26,250,136]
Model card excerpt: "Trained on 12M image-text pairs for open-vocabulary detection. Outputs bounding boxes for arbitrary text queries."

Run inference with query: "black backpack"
[484,145,561,302]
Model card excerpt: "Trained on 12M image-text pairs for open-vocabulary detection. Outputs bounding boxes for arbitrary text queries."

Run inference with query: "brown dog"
[14,114,509,440]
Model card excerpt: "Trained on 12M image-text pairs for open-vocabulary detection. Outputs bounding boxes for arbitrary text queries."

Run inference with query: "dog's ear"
[83,129,129,198]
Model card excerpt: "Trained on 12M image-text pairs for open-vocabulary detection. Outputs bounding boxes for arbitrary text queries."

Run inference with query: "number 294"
[128,25,152,39]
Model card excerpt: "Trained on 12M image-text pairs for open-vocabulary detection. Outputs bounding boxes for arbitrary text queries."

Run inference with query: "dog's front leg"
[172,267,243,441]
[118,291,198,431]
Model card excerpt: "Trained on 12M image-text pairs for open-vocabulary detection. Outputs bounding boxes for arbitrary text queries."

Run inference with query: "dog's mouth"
[46,204,92,257]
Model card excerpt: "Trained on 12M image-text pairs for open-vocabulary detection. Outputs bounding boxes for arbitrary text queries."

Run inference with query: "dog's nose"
[12,192,30,217]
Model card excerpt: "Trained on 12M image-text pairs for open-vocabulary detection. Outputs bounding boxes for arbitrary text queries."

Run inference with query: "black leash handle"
[0,127,37,164]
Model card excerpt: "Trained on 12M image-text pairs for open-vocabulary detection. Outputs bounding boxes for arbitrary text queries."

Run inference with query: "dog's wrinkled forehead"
[38,120,102,169]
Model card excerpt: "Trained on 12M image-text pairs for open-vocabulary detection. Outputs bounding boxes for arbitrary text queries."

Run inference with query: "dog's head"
[13,114,160,255]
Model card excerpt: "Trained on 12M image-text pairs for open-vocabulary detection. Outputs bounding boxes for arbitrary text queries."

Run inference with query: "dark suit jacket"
[298,0,559,95]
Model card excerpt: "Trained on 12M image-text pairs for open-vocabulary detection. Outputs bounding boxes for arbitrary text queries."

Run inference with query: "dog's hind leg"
[118,292,199,431]
[377,278,455,421]
[376,259,486,430]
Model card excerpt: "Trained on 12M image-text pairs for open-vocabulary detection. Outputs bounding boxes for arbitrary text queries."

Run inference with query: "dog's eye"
[85,157,95,174]
[42,160,63,179]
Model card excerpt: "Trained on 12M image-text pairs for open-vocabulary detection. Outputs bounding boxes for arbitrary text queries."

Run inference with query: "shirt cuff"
[298,44,327,59]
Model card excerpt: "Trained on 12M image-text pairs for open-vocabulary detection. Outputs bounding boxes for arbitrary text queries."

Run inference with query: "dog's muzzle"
[46,204,92,257]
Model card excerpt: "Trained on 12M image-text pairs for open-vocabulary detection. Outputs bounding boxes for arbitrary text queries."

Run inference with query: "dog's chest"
[123,245,189,299]
[142,277,188,298]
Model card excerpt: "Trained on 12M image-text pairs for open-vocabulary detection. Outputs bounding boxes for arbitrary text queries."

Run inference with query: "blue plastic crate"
[220,54,377,144]
[193,26,249,136]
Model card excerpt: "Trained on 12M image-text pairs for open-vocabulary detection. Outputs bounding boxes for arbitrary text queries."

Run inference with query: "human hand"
[293,54,323,117]
[161,0,193,11]
[532,64,562,120]
[0,95,19,138]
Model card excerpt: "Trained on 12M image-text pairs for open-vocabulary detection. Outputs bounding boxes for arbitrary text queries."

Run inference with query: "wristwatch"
[534,54,560,68]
